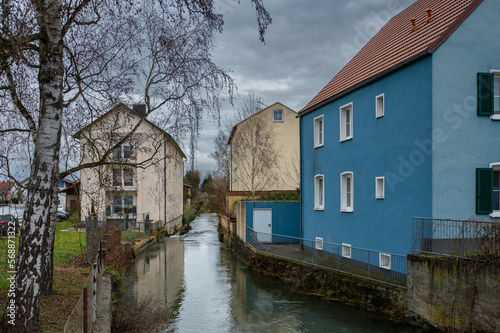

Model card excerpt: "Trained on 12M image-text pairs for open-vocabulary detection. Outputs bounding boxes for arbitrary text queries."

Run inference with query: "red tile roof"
[300,0,482,114]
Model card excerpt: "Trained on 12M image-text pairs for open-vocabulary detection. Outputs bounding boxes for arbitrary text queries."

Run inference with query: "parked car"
[57,205,70,221]
[0,214,18,236]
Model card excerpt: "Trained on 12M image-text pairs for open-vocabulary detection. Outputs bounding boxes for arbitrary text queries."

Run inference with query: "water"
[124,213,420,332]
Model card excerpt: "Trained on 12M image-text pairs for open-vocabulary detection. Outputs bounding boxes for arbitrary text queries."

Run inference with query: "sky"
[192,0,417,178]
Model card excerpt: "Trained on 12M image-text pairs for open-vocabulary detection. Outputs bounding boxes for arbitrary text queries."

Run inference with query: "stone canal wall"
[218,222,407,323]
[220,218,500,332]
[407,254,500,332]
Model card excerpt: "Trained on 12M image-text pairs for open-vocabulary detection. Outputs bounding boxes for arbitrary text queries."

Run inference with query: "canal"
[123,213,419,332]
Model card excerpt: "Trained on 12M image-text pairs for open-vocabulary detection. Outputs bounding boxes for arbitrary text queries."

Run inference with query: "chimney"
[133,104,146,117]
[427,9,433,23]
[411,18,418,31]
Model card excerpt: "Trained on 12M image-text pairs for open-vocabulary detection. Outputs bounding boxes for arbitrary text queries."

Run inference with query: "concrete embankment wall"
[218,222,407,323]
[407,254,500,332]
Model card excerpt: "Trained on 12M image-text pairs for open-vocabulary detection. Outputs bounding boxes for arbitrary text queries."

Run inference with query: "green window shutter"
[477,73,494,116]
[476,168,493,214]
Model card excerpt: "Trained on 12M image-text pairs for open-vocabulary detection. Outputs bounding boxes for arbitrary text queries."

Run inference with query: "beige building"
[75,103,185,234]
[226,102,300,209]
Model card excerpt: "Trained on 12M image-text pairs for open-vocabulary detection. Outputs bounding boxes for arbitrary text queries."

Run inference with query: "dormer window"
[273,109,283,122]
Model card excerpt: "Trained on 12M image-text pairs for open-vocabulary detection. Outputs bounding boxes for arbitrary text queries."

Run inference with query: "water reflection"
[125,214,419,333]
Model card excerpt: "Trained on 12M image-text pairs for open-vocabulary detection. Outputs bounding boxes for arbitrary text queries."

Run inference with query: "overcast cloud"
[192,0,417,177]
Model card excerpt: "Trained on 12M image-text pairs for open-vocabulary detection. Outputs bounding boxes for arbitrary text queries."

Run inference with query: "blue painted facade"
[431,0,500,220]
[300,1,500,258]
[244,201,300,243]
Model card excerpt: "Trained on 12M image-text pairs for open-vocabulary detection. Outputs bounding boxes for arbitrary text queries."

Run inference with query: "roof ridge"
[300,0,482,115]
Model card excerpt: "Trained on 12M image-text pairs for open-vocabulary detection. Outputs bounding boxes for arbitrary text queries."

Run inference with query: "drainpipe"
[298,114,303,244]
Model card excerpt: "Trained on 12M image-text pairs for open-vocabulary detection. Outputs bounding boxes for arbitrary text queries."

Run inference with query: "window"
[379,253,391,270]
[340,103,353,141]
[314,174,324,210]
[111,141,135,161]
[109,193,136,216]
[340,172,353,212]
[494,72,500,116]
[273,109,283,122]
[342,243,351,259]
[315,237,323,251]
[314,115,324,148]
[376,177,385,199]
[111,167,135,188]
[477,164,500,216]
[376,94,384,118]
[233,167,238,182]
[477,72,500,119]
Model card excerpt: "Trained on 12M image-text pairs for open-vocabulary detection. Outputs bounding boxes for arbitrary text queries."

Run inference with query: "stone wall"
[407,254,500,332]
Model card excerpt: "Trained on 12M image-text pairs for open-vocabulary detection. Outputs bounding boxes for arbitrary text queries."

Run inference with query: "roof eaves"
[299,49,433,117]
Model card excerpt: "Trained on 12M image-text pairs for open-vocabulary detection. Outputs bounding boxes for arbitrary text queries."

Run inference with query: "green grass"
[121,230,144,240]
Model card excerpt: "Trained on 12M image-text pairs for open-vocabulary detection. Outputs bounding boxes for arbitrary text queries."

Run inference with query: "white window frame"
[340,102,353,142]
[376,93,385,118]
[315,237,324,251]
[314,174,325,211]
[379,253,391,270]
[111,166,135,188]
[342,243,351,259]
[340,172,353,212]
[376,177,385,199]
[314,115,324,148]
[490,162,500,217]
[273,109,284,122]
[111,141,136,161]
[491,70,500,120]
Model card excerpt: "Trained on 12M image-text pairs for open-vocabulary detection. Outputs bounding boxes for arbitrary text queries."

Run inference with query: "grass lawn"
[0,220,90,332]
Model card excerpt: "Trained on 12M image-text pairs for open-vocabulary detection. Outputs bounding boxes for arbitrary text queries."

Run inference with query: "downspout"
[164,140,167,227]
[298,114,303,243]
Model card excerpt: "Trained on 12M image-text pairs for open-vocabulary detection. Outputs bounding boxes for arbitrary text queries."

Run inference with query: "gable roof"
[227,102,297,145]
[300,0,482,115]
[74,103,186,158]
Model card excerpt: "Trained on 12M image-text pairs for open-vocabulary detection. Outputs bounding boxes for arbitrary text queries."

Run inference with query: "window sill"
[314,207,324,211]
[490,212,500,218]
[340,137,353,143]
[340,208,353,213]
[314,144,324,149]
[491,115,500,121]
[273,120,284,123]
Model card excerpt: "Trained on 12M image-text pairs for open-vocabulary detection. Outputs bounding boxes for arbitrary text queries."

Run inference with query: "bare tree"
[229,92,281,199]
[210,129,231,179]
[0,0,271,331]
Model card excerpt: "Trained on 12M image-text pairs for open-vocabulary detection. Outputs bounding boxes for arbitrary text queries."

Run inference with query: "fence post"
[93,263,97,324]
[83,287,88,333]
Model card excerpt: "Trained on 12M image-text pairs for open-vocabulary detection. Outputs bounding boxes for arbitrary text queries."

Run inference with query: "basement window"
[342,243,351,259]
[379,253,391,270]
[315,237,324,251]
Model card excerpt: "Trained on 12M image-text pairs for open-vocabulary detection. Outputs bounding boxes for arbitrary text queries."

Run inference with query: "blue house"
[299,0,500,265]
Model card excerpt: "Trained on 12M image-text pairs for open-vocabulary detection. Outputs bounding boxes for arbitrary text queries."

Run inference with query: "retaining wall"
[407,254,500,332]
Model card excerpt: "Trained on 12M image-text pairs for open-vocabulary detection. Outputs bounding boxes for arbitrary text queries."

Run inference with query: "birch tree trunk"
[1,0,63,331]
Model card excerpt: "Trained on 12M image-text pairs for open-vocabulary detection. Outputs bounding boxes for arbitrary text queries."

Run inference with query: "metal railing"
[412,217,500,258]
[246,227,407,287]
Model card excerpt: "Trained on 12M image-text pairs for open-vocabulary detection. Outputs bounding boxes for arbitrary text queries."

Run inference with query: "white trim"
[376,93,385,118]
[340,171,353,212]
[379,253,391,270]
[490,115,500,121]
[340,102,353,142]
[314,115,324,148]
[492,70,500,117]
[490,162,500,217]
[315,237,324,251]
[376,177,385,199]
[342,243,351,259]
[272,109,284,122]
[314,174,325,211]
